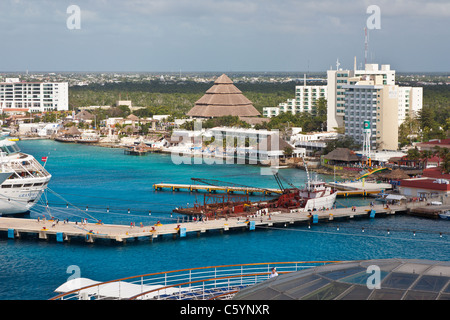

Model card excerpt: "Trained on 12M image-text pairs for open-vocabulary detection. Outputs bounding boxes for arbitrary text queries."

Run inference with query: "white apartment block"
[398,87,423,125]
[263,85,327,118]
[0,78,69,113]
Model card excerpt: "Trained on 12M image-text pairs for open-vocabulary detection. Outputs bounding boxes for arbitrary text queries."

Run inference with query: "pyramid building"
[187,74,261,118]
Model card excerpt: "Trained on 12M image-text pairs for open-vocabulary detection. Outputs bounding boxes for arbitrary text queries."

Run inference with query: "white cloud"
[0,0,447,71]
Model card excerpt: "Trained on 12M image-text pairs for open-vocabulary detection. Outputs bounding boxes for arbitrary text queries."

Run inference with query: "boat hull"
[439,212,450,220]
[302,192,337,212]
[0,176,51,215]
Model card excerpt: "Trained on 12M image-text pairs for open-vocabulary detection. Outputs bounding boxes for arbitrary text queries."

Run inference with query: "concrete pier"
[0,202,430,244]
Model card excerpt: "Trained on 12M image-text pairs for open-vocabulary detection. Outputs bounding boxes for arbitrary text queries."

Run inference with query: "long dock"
[153,183,381,197]
[0,202,429,244]
[153,183,282,195]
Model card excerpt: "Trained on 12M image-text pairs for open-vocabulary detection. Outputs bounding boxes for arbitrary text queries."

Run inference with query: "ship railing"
[50,261,338,300]
[5,157,50,179]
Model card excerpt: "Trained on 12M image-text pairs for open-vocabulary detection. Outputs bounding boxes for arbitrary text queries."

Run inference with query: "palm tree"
[440,153,450,174]
[420,150,434,168]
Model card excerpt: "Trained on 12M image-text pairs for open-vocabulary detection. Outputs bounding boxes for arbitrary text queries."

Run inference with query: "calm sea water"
[0,140,449,300]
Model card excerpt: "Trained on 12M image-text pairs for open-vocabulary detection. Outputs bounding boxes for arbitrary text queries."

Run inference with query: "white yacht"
[0,139,51,215]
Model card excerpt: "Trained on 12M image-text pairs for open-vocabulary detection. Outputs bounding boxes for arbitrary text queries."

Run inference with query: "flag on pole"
[41,156,48,162]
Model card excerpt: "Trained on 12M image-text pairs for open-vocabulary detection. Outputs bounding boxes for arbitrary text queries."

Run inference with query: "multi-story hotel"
[326,62,423,151]
[343,75,400,151]
[263,84,327,118]
[326,63,397,131]
[0,78,69,113]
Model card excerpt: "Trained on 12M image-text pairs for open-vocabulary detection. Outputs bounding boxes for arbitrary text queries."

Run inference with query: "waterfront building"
[18,123,61,137]
[326,62,423,132]
[187,74,260,119]
[343,74,400,151]
[290,131,339,157]
[0,78,68,113]
[263,84,327,118]
[166,126,305,165]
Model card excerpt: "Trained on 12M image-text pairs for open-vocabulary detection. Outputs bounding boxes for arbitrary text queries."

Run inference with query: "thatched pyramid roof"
[324,148,360,162]
[187,74,261,118]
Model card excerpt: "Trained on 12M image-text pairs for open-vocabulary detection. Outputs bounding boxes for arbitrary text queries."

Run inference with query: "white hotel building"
[0,78,69,113]
[263,85,327,118]
[327,63,423,131]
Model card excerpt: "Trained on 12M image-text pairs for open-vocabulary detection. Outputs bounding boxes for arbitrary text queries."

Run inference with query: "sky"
[0,0,449,72]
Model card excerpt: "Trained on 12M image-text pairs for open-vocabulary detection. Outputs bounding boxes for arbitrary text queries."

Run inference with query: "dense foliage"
[399,85,450,145]
[69,81,448,141]
[68,80,296,117]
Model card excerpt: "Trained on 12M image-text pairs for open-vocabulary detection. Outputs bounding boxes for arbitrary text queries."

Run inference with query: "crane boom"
[191,178,276,193]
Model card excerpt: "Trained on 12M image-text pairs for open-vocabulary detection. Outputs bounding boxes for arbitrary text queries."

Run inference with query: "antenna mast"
[364,27,369,66]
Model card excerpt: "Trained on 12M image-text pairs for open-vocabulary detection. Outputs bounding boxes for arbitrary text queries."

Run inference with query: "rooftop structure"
[233,259,450,300]
[187,74,260,118]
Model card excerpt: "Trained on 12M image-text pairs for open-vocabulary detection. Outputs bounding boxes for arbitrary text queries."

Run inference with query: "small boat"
[438,211,450,220]
[76,137,100,144]
[54,136,77,143]
[124,142,150,156]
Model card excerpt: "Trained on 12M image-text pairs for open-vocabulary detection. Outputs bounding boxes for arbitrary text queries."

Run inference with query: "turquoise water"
[0,140,449,300]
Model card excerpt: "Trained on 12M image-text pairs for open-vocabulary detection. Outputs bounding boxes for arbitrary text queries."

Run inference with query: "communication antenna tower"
[364,27,369,66]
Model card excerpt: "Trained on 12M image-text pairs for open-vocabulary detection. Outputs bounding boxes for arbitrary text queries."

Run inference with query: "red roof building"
[422,167,450,180]
[399,177,450,198]
[416,139,450,151]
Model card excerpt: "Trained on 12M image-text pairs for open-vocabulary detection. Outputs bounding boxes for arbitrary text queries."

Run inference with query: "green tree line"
[68,80,296,115]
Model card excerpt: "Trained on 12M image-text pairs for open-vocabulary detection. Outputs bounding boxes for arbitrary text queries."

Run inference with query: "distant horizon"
[0,70,449,75]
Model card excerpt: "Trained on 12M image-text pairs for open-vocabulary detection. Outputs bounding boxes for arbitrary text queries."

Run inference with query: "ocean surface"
[0,139,449,300]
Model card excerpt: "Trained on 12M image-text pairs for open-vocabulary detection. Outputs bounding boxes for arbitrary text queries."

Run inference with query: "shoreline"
[14,135,422,181]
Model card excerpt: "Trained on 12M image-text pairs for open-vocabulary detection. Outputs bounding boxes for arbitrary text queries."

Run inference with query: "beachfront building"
[0,78,68,113]
[166,126,305,165]
[207,127,305,161]
[186,74,260,119]
[343,75,400,151]
[263,85,327,118]
[326,62,423,132]
[291,131,339,157]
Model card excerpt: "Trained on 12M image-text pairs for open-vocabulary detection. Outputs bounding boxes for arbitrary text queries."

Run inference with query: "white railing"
[50,261,338,300]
